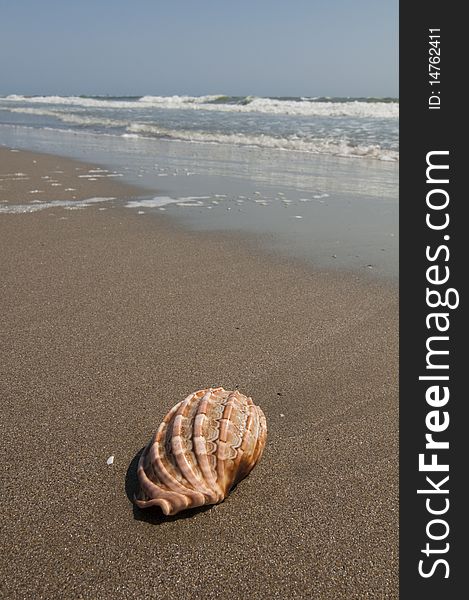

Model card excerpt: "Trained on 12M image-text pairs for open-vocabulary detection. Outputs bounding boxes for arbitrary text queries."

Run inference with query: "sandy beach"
[1,148,398,598]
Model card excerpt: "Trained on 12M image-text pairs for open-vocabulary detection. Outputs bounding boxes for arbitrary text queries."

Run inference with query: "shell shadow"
[125,447,214,524]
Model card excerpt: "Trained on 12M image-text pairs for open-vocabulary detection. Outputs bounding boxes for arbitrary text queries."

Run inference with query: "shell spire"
[134,387,267,516]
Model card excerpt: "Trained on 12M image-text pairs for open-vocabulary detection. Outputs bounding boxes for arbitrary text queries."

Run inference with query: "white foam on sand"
[300,193,330,202]
[126,195,210,210]
[125,197,176,209]
[0,174,29,180]
[0,197,116,214]
[182,196,211,201]
[78,173,122,178]
[176,201,204,207]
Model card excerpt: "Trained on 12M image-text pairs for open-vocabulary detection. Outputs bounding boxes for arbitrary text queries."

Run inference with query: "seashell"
[134,387,267,516]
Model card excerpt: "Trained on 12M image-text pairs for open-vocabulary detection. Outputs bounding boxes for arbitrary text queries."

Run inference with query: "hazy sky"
[0,0,398,97]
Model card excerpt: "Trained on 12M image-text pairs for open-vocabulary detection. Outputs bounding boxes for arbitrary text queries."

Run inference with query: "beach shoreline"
[1,127,399,279]
[1,147,398,599]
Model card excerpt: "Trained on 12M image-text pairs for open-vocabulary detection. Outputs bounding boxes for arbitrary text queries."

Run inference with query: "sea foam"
[0,94,399,161]
[2,94,398,119]
[0,197,116,214]
[126,195,211,209]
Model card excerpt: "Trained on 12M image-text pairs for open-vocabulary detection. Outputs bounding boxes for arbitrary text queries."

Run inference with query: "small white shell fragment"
[106,455,115,465]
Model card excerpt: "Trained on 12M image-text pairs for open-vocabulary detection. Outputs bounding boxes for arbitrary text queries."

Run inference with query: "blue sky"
[0,0,398,97]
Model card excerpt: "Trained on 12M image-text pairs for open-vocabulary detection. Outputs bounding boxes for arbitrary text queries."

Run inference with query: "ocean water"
[0,94,398,276]
[0,94,398,162]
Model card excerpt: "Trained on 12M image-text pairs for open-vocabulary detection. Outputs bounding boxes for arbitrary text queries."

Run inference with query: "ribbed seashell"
[134,387,267,515]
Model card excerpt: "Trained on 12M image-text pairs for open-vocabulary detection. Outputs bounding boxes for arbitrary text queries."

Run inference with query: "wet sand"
[0,148,398,599]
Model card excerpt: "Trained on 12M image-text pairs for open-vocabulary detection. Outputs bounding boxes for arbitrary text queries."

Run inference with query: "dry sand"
[0,148,398,599]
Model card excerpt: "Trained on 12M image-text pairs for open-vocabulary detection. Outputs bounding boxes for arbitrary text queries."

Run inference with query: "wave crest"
[2,94,398,118]
[126,123,398,161]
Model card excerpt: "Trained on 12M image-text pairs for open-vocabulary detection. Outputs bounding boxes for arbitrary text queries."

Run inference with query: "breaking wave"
[2,94,398,119]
